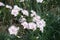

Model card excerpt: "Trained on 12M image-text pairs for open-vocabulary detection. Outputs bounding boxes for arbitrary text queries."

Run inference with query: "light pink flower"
[36,19,46,32]
[28,22,37,31]
[0,2,5,6]
[14,5,23,11]
[8,25,19,35]
[21,10,29,16]
[21,22,28,29]
[33,15,41,22]
[11,9,19,16]
[31,10,36,17]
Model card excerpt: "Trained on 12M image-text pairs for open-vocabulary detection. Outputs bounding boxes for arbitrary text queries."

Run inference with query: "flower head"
[14,5,23,11]
[21,22,28,29]
[0,2,5,6]
[33,15,41,22]
[36,19,46,32]
[8,25,19,35]
[28,22,37,31]
[31,10,36,17]
[21,10,29,16]
[11,9,19,16]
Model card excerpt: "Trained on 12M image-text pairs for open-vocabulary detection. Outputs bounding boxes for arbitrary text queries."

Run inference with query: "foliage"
[0,0,60,40]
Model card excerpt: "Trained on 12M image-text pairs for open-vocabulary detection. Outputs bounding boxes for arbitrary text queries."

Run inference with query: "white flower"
[35,15,41,19]
[6,5,12,9]
[36,0,43,3]
[28,22,37,31]
[21,22,37,31]
[31,10,36,17]
[33,15,41,22]
[14,5,23,11]
[21,10,29,16]
[38,19,46,27]
[0,2,5,6]
[21,22,28,29]
[36,19,46,32]
[19,17,26,23]
[11,9,19,16]
[11,5,23,16]
[8,25,19,35]
[20,0,24,2]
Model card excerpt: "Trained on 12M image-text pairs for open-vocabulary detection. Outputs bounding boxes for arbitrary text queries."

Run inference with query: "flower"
[37,19,46,27]
[11,5,23,16]
[21,22,37,31]
[21,10,29,16]
[28,22,37,31]
[31,10,36,17]
[11,9,19,16]
[0,2,5,6]
[21,22,28,29]
[33,15,41,22]
[36,19,46,32]
[36,0,43,3]
[6,5,12,9]
[8,25,19,35]
[14,5,23,11]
